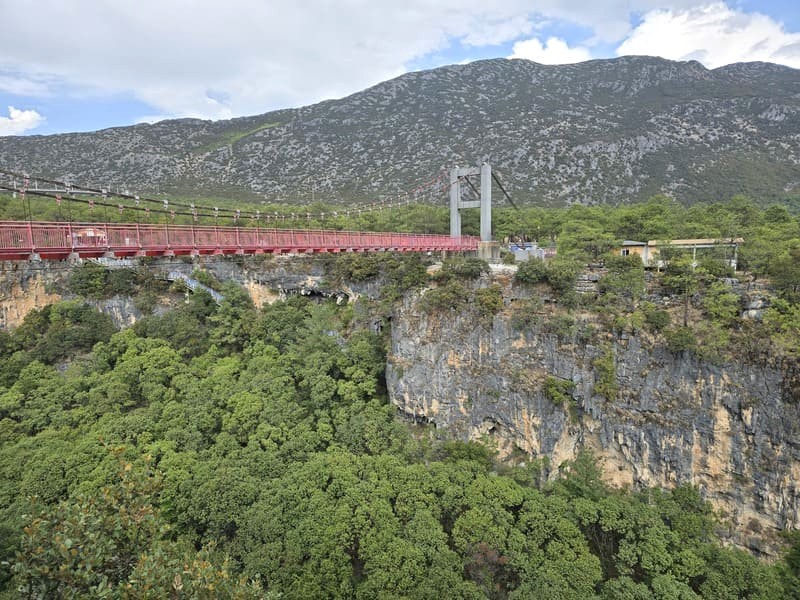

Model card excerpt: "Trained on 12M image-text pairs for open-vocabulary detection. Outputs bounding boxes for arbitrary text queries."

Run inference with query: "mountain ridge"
[1,56,799,206]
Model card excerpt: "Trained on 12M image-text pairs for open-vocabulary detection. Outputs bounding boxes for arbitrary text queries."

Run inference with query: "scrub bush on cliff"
[514,257,548,284]
[598,254,645,303]
[420,280,469,313]
[474,285,504,318]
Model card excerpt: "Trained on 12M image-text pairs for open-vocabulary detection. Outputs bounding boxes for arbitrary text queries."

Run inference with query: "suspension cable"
[0,167,464,223]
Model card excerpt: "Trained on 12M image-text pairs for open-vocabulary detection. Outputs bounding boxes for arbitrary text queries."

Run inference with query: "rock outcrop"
[0,255,366,330]
[387,285,800,555]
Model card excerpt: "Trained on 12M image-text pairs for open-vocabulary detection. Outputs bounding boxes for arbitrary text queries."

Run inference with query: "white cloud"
[509,37,592,64]
[0,1,793,127]
[460,14,535,47]
[0,74,51,96]
[0,0,553,120]
[617,3,800,68]
[0,106,44,136]
[0,0,700,121]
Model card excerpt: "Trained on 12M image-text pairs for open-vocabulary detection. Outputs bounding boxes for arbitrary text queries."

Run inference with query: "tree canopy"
[1,193,800,598]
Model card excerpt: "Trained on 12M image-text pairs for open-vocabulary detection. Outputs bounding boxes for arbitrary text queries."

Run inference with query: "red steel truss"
[0,221,479,260]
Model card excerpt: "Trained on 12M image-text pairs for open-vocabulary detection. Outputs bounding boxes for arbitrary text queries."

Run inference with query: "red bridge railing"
[0,221,479,260]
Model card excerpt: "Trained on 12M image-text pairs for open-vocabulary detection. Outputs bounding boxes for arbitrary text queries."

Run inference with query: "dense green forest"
[0,196,799,598]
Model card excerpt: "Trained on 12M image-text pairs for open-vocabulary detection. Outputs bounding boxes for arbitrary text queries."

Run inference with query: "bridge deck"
[0,221,478,260]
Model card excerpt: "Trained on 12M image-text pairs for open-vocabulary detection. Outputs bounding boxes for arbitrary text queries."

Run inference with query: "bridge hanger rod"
[0,183,219,220]
[491,171,519,211]
[461,175,481,198]
[0,167,240,216]
[0,167,448,221]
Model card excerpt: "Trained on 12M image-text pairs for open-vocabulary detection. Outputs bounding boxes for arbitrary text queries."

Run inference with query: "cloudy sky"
[1,0,798,136]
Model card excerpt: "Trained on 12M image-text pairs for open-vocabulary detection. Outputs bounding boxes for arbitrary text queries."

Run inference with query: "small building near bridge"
[618,238,744,270]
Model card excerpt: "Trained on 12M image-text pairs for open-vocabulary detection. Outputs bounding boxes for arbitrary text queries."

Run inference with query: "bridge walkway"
[0,221,478,261]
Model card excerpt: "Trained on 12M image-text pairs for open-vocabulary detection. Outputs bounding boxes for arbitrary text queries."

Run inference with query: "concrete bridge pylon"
[449,162,499,261]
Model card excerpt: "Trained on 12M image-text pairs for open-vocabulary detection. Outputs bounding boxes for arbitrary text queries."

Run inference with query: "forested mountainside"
[1,56,799,206]
[0,199,799,598]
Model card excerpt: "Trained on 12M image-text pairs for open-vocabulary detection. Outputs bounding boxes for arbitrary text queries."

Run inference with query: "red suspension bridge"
[0,221,478,261]
[0,166,502,261]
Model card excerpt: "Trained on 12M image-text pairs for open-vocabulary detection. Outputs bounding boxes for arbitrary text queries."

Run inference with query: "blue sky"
[735,0,800,29]
[1,0,798,136]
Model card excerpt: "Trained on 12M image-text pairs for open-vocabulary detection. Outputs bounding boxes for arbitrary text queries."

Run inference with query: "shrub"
[629,310,646,333]
[134,290,159,315]
[191,269,222,291]
[664,326,696,354]
[21,301,116,363]
[698,255,734,278]
[515,258,548,284]
[381,254,427,299]
[576,322,597,345]
[702,281,740,328]
[546,258,581,295]
[693,322,730,364]
[106,269,137,296]
[474,285,504,318]
[547,259,581,308]
[331,253,426,301]
[516,257,581,307]
[598,254,645,301]
[333,253,381,282]
[543,376,575,406]
[443,257,489,280]
[762,298,800,355]
[542,314,576,339]
[593,345,618,401]
[69,262,107,298]
[642,302,671,331]
[613,310,646,334]
[420,280,469,313]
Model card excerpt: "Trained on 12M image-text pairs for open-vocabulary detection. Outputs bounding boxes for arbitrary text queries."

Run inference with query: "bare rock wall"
[386,290,800,555]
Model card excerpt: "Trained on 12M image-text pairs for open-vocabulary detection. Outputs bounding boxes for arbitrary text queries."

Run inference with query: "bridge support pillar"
[480,163,491,243]
[450,162,493,244]
[449,170,461,240]
[477,241,500,262]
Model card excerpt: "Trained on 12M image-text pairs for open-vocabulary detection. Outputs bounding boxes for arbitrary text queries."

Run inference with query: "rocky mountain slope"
[1,56,799,205]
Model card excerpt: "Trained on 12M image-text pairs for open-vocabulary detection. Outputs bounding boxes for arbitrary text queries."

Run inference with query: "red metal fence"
[0,221,479,260]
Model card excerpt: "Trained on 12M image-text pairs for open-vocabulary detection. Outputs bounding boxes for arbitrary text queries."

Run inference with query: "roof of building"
[646,238,744,246]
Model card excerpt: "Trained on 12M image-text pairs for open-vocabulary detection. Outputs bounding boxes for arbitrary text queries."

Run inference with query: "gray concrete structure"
[449,163,492,242]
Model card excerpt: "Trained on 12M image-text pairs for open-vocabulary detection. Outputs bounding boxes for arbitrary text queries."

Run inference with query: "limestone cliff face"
[0,260,163,329]
[386,289,800,555]
[0,264,62,329]
[0,255,369,331]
